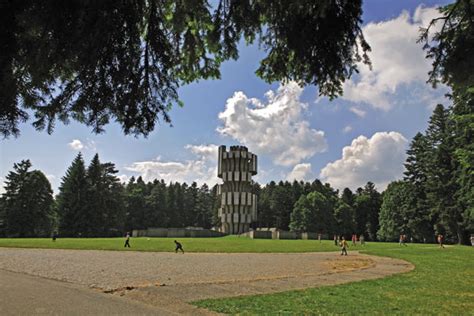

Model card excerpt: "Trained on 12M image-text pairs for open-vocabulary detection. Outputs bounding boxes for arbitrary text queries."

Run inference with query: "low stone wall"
[301,232,319,240]
[243,229,324,240]
[132,228,225,238]
[243,230,272,239]
[274,230,298,239]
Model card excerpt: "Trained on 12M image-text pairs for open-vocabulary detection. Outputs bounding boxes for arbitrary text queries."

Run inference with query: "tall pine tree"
[425,104,462,242]
[57,153,89,237]
[3,160,55,237]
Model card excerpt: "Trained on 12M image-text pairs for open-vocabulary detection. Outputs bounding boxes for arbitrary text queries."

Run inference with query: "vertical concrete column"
[217,145,257,234]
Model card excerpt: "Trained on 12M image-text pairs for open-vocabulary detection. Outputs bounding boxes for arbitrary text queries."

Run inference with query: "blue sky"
[0,1,453,193]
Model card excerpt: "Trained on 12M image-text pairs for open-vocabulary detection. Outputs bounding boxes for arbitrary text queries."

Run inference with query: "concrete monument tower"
[217,145,257,234]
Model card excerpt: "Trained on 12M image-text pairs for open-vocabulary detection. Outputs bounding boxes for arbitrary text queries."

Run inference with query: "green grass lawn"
[0,236,340,253]
[0,237,472,314]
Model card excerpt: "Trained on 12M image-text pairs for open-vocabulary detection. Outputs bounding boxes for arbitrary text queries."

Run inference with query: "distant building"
[217,145,257,234]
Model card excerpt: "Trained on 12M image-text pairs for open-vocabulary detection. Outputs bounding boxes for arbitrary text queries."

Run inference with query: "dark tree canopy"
[2,160,56,237]
[0,0,369,137]
[419,0,474,90]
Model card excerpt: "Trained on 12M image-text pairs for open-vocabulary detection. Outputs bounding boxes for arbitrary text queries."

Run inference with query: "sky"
[0,1,454,194]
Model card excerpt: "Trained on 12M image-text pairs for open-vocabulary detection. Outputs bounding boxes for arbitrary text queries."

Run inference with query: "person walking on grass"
[334,234,338,246]
[437,234,445,248]
[124,232,131,248]
[340,236,348,256]
[399,234,407,246]
[359,234,365,246]
[174,240,184,253]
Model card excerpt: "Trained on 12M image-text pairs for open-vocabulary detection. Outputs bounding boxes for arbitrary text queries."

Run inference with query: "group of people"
[332,234,365,256]
[399,233,445,247]
[333,234,365,247]
[123,232,184,253]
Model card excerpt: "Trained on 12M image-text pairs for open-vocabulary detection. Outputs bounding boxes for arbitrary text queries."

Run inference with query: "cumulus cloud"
[184,144,218,161]
[217,82,327,166]
[286,163,313,182]
[349,107,366,118]
[342,125,353,134]
[68,139,84,151]
[319,132,408,191]
[342,6,446,110]
[125,144,219,185]
[68,139,97,151]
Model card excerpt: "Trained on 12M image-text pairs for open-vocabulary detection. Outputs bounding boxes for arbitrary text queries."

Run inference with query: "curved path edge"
[121,252,414,315]
[0,248,414,315]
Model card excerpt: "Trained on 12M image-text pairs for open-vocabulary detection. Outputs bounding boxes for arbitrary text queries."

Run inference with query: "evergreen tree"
[85,154,125,236]
[194,184,214,228]
[183,182,198,227]
[378,181,432,242]
[341,188,355,207]
[2,1,369,137]
[334,201,355,236]
[270,181,294,230]
[403,133,433,240]
[3,160,55,237]
[363,182,382,241]
[353,189,369,238]
[420,0,474,244]
[257,181,276,228]
[352,183,381,240]
[146,179,169,227]
[0,197,5,236]
[210,184,220,228]
[425,104,462,242]
[125,176,149,231]
[452,89,474,240]
[57,153,89,236]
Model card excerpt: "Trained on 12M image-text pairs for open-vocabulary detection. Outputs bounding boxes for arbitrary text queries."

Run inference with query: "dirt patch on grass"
[0,248,413,315]
[324,257,375,272]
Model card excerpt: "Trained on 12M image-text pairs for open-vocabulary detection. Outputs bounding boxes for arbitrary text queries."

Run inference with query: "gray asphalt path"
[0,269,173,315]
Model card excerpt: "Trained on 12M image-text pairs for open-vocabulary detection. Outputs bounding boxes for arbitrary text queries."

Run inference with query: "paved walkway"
[0,248,414,315]
[0,269,172,315]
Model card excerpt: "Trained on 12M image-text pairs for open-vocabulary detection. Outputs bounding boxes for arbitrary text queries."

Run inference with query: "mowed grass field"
[0,236,473,314]
[0,236,340,253]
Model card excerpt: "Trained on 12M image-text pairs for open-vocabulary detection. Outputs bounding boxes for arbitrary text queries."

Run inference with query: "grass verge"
[0,236,340,253]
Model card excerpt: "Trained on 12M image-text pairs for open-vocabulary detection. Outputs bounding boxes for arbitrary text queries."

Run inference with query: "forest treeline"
[1,98,472,244]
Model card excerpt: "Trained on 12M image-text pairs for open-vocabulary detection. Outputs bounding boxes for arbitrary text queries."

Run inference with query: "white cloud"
[0,176,5,194]
[125,145,219,185]
[349,107,366,118]
[319,132,408,191]
[117,174,130,184]
[184,144,218,161]
[68,139,97,152]
[342,6,446,110]
[342,125,353,134]
[86,140,97,152]
[217,82,327,166]
[286,163,313,182]
[68,139,84,151]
